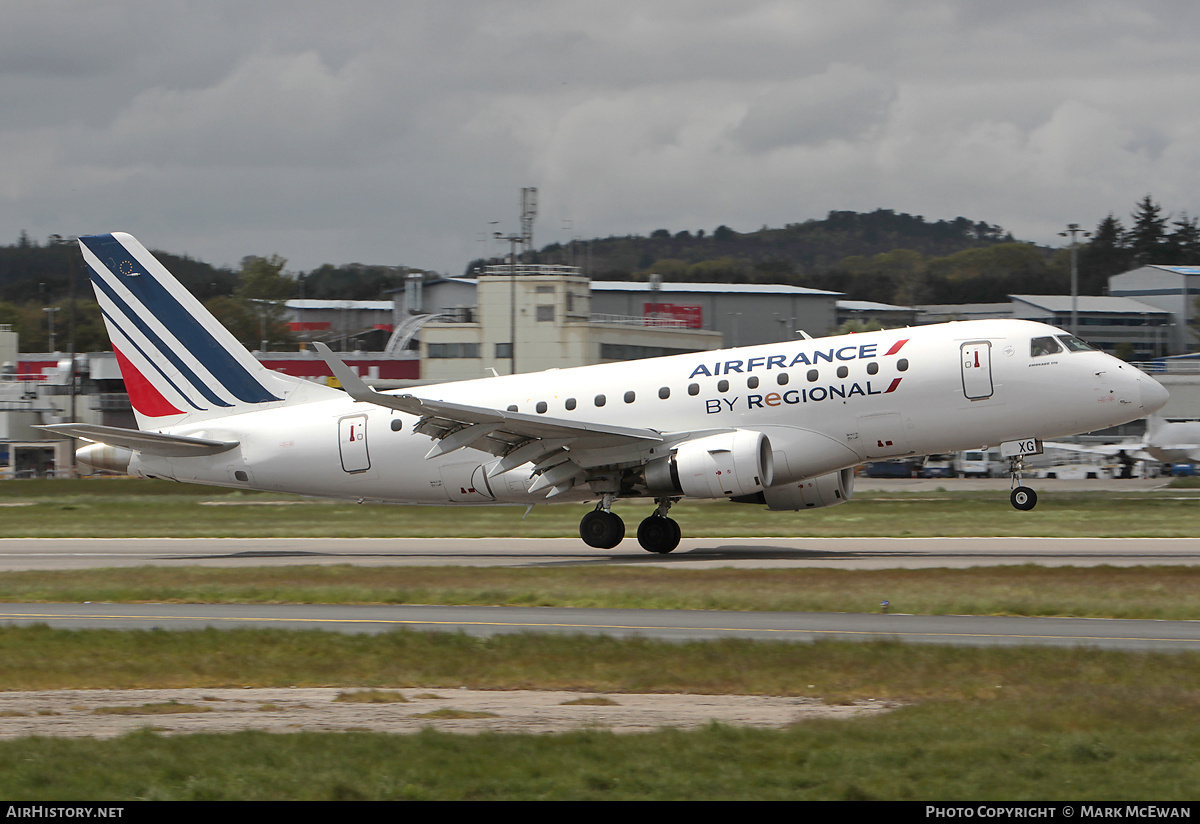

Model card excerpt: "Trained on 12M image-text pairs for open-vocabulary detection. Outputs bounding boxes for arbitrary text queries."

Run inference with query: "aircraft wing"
[1045,441,1141,457]
[314,343,665,492]
[34,424,240,457]
[1044,441,1159,462]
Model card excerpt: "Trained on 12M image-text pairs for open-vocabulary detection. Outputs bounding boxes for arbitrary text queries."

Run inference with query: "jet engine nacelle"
[645,429,774,499]
[731,467,855,511]
[76,443,133,475]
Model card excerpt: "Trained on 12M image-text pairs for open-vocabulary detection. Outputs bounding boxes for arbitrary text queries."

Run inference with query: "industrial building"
[1108,265,1200,356]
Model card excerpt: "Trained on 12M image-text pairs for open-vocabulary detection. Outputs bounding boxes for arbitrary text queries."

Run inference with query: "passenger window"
[897,358,909,372]
[866,362,879,375]
[717,379,729,393]
[688,383,700,396]
[747,376,759,389]
[776,372,789,386]
[594,394,606,407]
[836,365,848,379]
[1031,336,1063,357]
[624,390,636,403]
[536,401,547,414]
[507,405,518,412]
[807,369,819,382]
[658,387,670,400]
[565,398,577,411]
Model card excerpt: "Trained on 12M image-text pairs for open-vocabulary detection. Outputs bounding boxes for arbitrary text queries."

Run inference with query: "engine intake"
[645,430,774,499]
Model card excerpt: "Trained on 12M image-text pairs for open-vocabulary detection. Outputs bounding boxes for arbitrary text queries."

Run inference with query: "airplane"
[1046,414,1200,470]
[37,232,1171,553]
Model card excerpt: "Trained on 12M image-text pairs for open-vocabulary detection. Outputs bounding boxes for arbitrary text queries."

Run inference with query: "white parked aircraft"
[40,233,1170,553]
[1047,415,1200,468]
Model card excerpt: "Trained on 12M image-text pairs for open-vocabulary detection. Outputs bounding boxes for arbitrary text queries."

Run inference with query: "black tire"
[580,510,625,549]
[637,515,681,554]
[1010,486,1038,511]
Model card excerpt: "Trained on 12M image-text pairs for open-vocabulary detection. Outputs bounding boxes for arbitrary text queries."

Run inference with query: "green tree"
[209,255,296,350]
[1080,214,1132,291]
[1127,195,1171,265]
[1170,213,1200,262]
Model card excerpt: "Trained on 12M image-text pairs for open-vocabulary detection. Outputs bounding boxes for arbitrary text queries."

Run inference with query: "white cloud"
[2,1,1200,271]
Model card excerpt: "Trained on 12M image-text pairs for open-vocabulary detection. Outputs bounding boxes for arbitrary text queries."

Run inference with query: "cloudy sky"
[3,1,1199,274]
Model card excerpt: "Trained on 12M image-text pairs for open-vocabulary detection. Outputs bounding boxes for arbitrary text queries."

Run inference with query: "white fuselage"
[122,319,1167,506]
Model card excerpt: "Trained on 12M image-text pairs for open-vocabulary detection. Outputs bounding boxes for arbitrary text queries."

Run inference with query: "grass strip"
[0,624,1197,698]
[0,629,1200,799]
[4,564,1200,620]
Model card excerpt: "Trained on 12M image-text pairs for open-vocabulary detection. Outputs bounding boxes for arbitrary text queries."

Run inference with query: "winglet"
[313,342,418,413]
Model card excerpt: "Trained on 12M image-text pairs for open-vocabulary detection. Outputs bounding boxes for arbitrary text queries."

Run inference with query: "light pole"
[1058,223,1090,336]
[494,232,525,375]
[48,234,80,477]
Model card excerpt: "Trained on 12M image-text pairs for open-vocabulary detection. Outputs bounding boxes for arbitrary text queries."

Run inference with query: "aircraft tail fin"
[78,232,334,429]
[1145,412,1165,440]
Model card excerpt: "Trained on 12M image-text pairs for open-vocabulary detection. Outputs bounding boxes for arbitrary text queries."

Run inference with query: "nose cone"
[1139,373,1170,414]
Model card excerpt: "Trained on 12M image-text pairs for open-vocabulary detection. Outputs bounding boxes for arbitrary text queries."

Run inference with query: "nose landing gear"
[1008,455,1038,511]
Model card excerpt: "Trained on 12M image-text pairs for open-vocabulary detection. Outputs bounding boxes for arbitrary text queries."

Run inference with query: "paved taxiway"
[2,602,1199,652]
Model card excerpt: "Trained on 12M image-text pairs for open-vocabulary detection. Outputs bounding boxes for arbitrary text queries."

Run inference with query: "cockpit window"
[1030,336,1062,357]
[1057,334,1096,352]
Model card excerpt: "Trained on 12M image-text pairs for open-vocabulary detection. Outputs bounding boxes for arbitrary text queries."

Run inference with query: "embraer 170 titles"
[39,233,1170,553]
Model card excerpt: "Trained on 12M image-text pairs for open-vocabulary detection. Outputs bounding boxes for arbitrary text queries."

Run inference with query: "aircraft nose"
[1139,374,1170,414]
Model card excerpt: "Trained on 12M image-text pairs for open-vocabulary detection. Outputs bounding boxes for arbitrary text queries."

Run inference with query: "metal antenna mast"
[520,187,538,259]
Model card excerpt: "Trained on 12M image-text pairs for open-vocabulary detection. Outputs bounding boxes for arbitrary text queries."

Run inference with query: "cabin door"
[960,341,993,400]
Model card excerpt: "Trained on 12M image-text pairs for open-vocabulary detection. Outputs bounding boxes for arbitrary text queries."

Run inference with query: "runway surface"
[1,535,1199,570]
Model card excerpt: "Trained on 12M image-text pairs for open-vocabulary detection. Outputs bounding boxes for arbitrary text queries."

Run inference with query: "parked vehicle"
[921,453,957,478]
[864,459,917,478]
[1036,463,1110,480]
[957,449,1003,478]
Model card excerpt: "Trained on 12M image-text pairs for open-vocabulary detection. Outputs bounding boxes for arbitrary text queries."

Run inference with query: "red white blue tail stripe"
[80,232,291,427]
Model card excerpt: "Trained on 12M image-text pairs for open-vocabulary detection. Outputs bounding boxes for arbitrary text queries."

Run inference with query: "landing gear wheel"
[580,509,625,549]
[637,515,682,554]
[1010,486,1038,511]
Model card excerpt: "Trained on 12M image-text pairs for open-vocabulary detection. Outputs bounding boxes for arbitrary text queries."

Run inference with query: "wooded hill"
[0,197,1194,349]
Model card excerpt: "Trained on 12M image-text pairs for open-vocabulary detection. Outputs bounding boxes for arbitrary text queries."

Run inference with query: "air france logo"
[687,340,907,378]
[692,338,909,414]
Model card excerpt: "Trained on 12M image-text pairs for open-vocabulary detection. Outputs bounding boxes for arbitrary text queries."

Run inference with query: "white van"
[958,449,1002,478]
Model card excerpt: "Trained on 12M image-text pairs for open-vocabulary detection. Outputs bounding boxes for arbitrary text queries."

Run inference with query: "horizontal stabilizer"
[34,424,239,457]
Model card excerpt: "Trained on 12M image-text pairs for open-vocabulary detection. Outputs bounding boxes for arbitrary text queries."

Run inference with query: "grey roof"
[1149,266,1200,276]
[285,299,393,310]
[916,303,1012,316]
[1009,295,1170,314]
[589,281,843,297]
[837,300,914,312]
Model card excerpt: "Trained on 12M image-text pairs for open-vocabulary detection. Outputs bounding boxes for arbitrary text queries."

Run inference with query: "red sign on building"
[644,303,703,328]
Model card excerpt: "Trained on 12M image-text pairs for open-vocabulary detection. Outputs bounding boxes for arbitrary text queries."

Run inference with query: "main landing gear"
[636,498,681,554]
[578,496,682,553]
[1008,455,1038,511]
